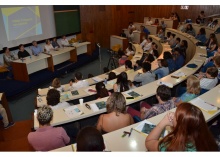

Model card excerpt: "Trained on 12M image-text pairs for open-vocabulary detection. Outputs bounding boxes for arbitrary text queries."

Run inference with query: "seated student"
[195,15,202,24]
[182,24,196,37]
[197,67,218,90]
[152,50,159,60]
[133,62,155,86]
[140,34,148,48]
[171,37,181,49]
[173,75,200,106]
[127,85,175,120]
[173,47,185,70]
[145,103,218,151]
[163,51,176,73]
[161,21,167,32]
[61,35,70,47]
[143,53,155,63]
[146,17,153,25]
[0,103,15,129]
[70,72,89,89]
[141,25,150,36]
[128,22,136,31]
[200,46,220,73]
[120,29,126,38]
[68,79,75,91]
[113,72,134,92]
[210,20,219,30]
[47,89,70,110]
[207,17,213,28]
[107,72,117,81]
[154,59,169,79]
[165,32,171,42]
[52,37,60,48]
[31,41,43,56]
[124,60,134,73]
[143,37,153,52]
[205,33,216,47]
[168,34,176,46]
[77,126,105,151]
[51,78,64,92]
[207,36,218,58]
[213,56,220,81]
[44,39,55,52]
[95,82,111,99]
[195,28,207,45]
[133,60,142,71]
[125,42,135,56]
[28,106,70,151]
[157,29,165,39]
[179,40,188,60]
[148,42,158,55]
[127,29,135,43]
[96,92,134,134]
[17,44,30,59]
[153,19,159,25]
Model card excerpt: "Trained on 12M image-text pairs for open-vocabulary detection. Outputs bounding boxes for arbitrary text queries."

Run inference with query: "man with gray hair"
[31,41,43,56]
[28,106,70,151]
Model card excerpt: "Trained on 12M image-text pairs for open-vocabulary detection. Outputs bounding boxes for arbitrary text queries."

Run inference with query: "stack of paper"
[92,76,103,82]
[64,106,83,118]
[190,97,218,112]
[157,81,173,88]
[171,71,186,78]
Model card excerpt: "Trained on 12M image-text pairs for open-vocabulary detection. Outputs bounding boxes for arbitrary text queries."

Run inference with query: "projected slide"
[1,6,42,41]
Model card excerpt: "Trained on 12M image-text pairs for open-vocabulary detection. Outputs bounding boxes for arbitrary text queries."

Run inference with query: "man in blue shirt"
[31,41,43,56]
[141,25,150,36]
[173,47,185,70]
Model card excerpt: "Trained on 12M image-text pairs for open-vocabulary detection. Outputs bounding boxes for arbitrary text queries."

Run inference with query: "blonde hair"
[106,92,126,116]
[186,75,200,95]
[51,78,61,88]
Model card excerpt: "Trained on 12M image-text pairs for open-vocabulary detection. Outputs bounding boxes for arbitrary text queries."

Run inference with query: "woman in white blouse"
[44,39,55,52]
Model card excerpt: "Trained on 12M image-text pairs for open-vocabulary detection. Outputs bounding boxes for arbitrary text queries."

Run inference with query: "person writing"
[31,41,43,56]
[17,44,30,59]
[145,103,218,151]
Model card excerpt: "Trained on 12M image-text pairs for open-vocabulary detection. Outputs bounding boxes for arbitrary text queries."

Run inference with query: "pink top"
[28,126,70,151]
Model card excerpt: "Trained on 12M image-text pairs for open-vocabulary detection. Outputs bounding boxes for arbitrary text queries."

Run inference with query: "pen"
[204,101,214,107]
[129,128,133,137]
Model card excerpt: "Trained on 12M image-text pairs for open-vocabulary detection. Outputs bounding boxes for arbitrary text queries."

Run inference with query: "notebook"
[71,90,79,96]
[90,101,106,112]
[126,91,141,98]
[134,120,167,137]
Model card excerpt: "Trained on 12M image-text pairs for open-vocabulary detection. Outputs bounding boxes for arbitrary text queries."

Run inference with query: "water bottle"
[30,55,32,59]
[104,78,107,85]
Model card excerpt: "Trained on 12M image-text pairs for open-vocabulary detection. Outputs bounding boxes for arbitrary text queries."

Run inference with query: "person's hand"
[159,112,175,127]
[140,107,147,114]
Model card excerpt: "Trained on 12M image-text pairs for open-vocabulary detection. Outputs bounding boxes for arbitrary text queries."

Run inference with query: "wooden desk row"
[11,42,91,82]
[183,23,220,44]
[34,33,204,129]
[51,84,220,152]
[143,17,179,29]
[36,35,165,107]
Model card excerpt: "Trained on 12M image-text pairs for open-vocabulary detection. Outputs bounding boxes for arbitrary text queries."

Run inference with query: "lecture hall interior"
[1,2,220,153]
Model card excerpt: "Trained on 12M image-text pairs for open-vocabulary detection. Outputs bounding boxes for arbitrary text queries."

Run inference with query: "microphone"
[96,43,100,48]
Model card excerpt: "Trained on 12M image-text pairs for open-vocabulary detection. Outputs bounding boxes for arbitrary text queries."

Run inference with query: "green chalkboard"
[54,10,81,36]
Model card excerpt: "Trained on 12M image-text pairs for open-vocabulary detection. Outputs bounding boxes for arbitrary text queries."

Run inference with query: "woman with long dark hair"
[113,72,134,92]
[95,82,110,99]
[145,103,218,151]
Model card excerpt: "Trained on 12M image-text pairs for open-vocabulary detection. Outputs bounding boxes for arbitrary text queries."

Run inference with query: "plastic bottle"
[104,78,107,85]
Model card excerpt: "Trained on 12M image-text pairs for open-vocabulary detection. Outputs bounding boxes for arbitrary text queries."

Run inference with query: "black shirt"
[18,50,30,59]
